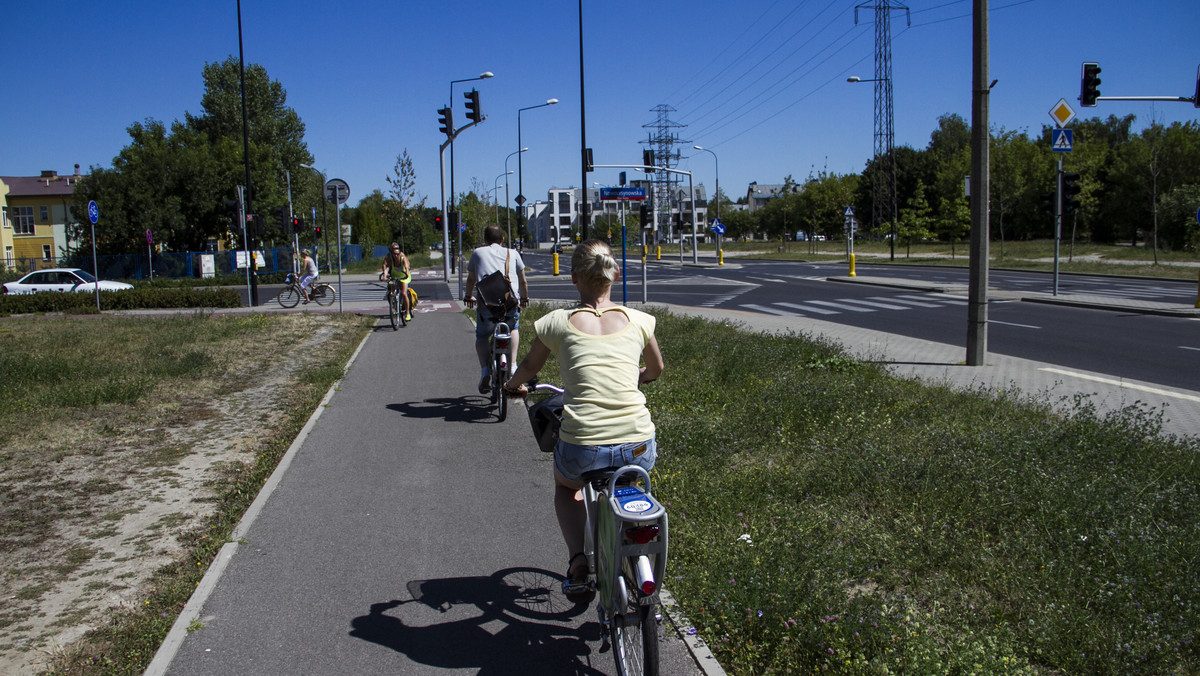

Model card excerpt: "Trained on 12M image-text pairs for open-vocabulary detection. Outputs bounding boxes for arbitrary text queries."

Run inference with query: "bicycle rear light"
[625,525,660,544]
[635,555,656,595]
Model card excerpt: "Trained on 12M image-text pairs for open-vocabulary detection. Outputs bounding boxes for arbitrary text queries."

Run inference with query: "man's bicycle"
[385,278,418,330]
[277,273,335,308]
[484,304,513,421]
[525,382,668,675]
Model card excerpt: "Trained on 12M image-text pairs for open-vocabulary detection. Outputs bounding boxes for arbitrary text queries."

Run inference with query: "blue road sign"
[459,222,467,233]
[843,206,854,217]
[599,187,647,200]
[710,218,726,235]
[87,200,99,224]
[1052,128,1074,152]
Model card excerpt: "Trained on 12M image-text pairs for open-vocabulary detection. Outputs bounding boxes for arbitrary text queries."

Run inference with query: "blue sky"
[4,0,1198,215]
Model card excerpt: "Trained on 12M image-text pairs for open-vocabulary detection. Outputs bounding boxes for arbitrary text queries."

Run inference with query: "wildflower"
[737,533,753,546]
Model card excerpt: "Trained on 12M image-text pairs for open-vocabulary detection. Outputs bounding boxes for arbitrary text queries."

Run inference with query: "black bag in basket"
[528,393,564,453]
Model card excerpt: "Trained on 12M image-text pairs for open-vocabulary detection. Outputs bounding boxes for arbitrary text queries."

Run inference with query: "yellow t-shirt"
[534,306,656,445]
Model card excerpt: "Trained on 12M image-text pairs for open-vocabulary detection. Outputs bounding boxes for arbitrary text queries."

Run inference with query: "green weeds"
[614,309,1200,674]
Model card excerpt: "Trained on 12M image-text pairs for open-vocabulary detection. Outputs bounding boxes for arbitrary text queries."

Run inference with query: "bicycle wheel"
[277,285,300,308]
[490,354,502,404]
[610,570,659,676]
[497,357,508,422]
[389,289,399,330]
[313,284,335,307]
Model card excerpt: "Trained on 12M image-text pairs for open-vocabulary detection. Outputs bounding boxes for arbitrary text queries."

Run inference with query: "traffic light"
[292,216,304,234]
[448,211,459,230]
[273,206,287,230]
[464,89,482,124]
[584,147,594,173]
[1040,192,1057,213]
[619,171,627,186]
[314,224,321,237]
[1061,172,1081,213]
[639,203,649,227]
[643,149,655,173]
[434,214,443,231]
[438,106,453,136]
[1080,62,1102,107]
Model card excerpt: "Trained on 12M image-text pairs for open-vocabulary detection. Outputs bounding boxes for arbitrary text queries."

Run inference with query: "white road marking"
[775,302,840,315]
[740,304,800,316]
[1039,368,1200,403]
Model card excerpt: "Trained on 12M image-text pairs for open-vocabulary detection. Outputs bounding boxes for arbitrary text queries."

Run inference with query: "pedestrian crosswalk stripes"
[739,293,965,317]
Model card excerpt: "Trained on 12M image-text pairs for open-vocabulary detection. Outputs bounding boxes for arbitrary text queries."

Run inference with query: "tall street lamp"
[299,163,330,272]
[694,145,721,262]
[449,71,493,210]
[504,147,527,244]
[493,171,512,230]
[517,99,558,244]
[848,74,897,260]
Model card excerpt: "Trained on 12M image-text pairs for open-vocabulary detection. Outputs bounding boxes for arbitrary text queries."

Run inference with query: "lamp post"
[693,145,721,262]
[298,163,330,272]
[848,75,897,260]
[504,148,527,245]
[448,72,493,213]
[516,99,558,244]
[492,172,511,230]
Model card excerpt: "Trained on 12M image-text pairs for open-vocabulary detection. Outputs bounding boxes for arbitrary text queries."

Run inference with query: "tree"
[71,57,313,256]
[384,149,430,252]
[896,180,935,256]
[1158,184,1200,252]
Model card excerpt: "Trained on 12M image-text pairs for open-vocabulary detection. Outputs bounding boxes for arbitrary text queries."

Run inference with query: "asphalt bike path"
[152,306,712,675]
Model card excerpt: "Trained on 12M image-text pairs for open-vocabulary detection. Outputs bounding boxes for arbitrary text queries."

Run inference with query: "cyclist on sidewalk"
[464,225,529,394]
[298,251,318,305]
[379,243,412,321]
[504,239,664,603]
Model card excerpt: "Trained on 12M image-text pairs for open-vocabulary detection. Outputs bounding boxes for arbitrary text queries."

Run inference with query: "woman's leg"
[553,466,587,576]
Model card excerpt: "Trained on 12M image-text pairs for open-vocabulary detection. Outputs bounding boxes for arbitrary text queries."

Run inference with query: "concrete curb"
[143,326,378,676]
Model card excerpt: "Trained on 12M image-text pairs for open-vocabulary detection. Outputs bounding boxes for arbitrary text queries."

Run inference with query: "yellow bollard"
[656,245,661,261]
[718,249,724,266]
[553,252,560,276]
[849,253,856,277]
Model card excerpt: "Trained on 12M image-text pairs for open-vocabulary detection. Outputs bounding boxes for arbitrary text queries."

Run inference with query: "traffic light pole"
[438,118,484,285]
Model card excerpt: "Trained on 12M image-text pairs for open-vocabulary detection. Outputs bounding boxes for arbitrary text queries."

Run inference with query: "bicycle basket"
[527,392,563,453]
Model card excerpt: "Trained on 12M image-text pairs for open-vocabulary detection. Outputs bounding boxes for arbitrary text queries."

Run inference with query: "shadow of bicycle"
[349,567,605,674]
[387,396,505,424]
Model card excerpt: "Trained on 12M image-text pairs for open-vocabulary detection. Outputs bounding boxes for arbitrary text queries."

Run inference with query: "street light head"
[520,147,529,152]
[547,98,559,105]
[847,76,862,83]
[299,163,314,169]
[480,72,494,79]
[693,145,704,150]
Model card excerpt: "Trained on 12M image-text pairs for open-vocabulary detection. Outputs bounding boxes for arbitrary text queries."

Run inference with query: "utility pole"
[966,0,990,365]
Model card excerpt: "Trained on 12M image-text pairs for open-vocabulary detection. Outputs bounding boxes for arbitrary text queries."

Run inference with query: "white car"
[2,268,134,295]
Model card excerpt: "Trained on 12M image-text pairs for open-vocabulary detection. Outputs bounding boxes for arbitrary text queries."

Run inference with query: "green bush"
[0,288,241,315]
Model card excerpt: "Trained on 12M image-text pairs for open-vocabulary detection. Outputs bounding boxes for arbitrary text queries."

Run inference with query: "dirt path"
[0,313,365,674]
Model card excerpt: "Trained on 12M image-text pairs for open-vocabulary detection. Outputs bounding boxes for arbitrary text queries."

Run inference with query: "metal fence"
[7,244,365,281]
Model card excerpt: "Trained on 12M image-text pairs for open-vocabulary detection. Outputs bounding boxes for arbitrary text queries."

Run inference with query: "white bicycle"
[525,382,668,675]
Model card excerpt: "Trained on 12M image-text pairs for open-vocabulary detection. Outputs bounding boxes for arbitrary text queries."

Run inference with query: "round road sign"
[87,200,99,224]
[324,178,350,205]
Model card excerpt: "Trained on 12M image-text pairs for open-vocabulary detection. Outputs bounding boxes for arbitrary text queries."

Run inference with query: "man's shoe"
[478,373,490,395]
[405,313,412,321]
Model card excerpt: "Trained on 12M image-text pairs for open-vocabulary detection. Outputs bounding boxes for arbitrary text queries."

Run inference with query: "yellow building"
[0,168,82,271]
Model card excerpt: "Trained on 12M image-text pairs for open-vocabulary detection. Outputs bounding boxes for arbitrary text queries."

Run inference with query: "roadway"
[519,252,1200,393]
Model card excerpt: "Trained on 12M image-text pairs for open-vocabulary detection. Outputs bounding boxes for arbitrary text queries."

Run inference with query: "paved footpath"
[147,269,1196,675]
[148,276,719,675]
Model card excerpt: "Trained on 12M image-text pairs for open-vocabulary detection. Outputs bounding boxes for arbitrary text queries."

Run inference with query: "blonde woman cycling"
[504,239,664,603]
[379,243,412,321]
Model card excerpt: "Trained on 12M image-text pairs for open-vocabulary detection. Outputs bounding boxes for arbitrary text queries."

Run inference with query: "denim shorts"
[555,437,657,483]
[475,305,519,339]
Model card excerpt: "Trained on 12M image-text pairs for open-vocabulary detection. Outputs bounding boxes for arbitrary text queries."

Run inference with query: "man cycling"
[464,225,529,394]
[379,243,412,321]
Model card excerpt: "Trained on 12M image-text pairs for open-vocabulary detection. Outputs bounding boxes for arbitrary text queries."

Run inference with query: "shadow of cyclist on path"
[387,398,495,423]
[349,567,605,675]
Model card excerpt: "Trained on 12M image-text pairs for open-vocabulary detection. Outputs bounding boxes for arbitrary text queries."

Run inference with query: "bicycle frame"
[583,466,668,616]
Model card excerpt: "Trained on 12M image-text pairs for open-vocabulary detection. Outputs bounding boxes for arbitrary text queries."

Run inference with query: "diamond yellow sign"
[1049,98,1076,128]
